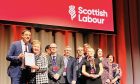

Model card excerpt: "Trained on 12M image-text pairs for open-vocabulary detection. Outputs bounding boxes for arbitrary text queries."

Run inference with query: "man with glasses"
[48,43,65,84]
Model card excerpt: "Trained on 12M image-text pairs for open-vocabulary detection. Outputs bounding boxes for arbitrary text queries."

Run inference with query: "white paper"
[24,52,35,66]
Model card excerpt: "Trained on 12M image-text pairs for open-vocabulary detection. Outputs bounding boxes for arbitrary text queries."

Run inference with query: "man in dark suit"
[76,47,86,84]
[6,30,32,84]
[48,43,65,84]
[83,43,90,57]
[63,46,76,84]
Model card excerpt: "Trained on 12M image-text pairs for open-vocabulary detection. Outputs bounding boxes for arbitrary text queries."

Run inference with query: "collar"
[35,53,42,60]
[21,40,25,45]
[51,53,57,57]
[64,55,70,58]
[21,40,28,45]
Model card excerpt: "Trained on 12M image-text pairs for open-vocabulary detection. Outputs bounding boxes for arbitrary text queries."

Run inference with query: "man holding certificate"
[6,30,32,84]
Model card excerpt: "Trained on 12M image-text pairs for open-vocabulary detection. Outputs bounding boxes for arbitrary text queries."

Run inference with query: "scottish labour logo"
[69,5,76,20]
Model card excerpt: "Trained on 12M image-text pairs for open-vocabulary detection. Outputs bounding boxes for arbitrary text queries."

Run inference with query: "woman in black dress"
[82,47,103,84]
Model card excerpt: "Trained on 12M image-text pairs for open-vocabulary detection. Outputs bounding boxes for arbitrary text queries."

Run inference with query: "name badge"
[52,66,59,72]
[90,68,95,74]
[76,65,79,71]
[64,67,67,72]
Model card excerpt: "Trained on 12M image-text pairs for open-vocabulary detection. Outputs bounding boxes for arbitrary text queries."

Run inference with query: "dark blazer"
[76,57,86,78]
[6,41,32,77]
[66,56,77,84]
[48,54,65,83]
[76,57,86,84]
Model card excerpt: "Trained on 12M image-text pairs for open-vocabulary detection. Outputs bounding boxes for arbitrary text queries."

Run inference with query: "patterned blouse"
[101,58,121,84]
[29,53,48,84]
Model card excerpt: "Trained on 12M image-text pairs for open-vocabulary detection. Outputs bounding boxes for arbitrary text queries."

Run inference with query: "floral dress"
[101,58,121,84]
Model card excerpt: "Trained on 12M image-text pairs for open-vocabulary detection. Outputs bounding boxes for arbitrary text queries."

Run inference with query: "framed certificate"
[24,52,35,66]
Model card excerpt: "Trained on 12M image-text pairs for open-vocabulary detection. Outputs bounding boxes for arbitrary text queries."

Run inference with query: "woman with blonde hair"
[28,40,48,84]
[82,48,103,84]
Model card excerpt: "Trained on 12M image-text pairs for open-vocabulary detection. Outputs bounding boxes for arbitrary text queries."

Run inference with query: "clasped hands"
[53,73,60,80]
[106,79,116,84]
[89,74,100,79]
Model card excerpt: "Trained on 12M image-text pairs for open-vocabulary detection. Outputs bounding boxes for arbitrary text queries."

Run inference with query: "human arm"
[72,59,77,84]
[111,65,122,83]
[82,65,91,77]
[97,62,104,77]
[6,42,24,63]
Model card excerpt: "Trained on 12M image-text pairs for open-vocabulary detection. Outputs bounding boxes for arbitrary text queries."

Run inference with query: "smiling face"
[87,48,95,61]
[32,43,41,54]
[64,47,71,56]
[108,55,114,63]
[21,30,31,43]
[32,40,41,55]
[83,43,90,53]
[76,47,84,58]
[87,48,94,57]
[97,49,103,58]
[50,43,57,54]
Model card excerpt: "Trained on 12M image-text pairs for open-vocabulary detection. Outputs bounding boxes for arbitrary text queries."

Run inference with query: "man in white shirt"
[6,29,32,84]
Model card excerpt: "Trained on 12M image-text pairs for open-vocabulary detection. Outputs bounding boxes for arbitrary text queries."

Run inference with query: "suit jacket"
[6,41,32,77]
[66,56,77,84]
[48,54,64,83]
[76,57,86,78]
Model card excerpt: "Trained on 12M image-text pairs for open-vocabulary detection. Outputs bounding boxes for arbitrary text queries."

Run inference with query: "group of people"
[6,29,122,84]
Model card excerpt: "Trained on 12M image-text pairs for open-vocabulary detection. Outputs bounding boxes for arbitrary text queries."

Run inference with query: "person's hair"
[50,43,57,48]
[45,45,50,51]
[77,46,83,50]
[31,40,41,45]
[83,43,90,47]
[94,48,102,58]
[106,54,115,62]
[87,47,95,55]
[21,29,31,35]
[64,46,71,51]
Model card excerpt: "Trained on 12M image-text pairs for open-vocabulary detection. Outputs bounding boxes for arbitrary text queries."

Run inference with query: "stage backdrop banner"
[0,0,114,31]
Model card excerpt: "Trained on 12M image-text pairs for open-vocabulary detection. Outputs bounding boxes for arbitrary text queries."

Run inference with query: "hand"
[53,73,60,80]
[94,74,100,78]
[31,65,39,70]
[89,74,99,79]
[89,74,94,78]
[106,79,111,83]
[111,79,116,83]
[18,53,24,59]
[71,80,76,84]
